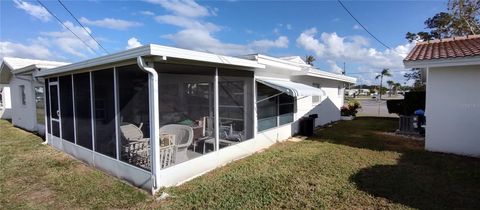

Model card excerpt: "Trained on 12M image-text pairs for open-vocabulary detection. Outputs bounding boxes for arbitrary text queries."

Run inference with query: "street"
[355,97,401,118]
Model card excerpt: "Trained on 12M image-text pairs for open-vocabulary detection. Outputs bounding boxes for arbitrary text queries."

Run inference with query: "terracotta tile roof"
[404,35,480,62]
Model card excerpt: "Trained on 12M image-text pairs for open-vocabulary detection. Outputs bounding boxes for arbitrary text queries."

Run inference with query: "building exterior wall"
[10,76,37,131]
[292,76,344,126]
[426,65,480,157]
[0,85,12,119]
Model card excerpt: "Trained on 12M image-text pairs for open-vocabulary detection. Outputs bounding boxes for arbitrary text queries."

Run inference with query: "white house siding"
[9,76,38,132]
[0,85,12,119]
[426,65,480,157]
[292,76,344,126]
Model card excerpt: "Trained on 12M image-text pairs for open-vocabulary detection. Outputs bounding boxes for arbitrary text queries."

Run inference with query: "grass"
[0,120,151,209]
[1,118,479,209]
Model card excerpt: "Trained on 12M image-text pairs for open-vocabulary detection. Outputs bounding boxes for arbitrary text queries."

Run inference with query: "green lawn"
[1,118,479,209]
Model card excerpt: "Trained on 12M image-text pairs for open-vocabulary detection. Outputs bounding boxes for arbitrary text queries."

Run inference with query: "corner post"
[214,67,220,151]
[137,56,161,194]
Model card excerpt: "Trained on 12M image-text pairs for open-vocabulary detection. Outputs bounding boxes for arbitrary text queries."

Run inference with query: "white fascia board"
[305,70,357,84]
[11,65,37,75]
[254,54,356,83]
[404,55,480,68]
[36,46,152,77]
[36,44,265,77]
[150,45,265,69]
[255,54,305,71]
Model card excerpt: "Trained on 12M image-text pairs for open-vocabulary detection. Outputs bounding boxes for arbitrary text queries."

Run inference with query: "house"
[0,57,69,135]
[345,88,370,97]
[404,35,480,157]
[34,44,356,193]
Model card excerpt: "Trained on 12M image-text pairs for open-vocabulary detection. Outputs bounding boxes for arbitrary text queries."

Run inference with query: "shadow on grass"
[308,117,424,153]
[350,152,480,210]
[309,117,480,209]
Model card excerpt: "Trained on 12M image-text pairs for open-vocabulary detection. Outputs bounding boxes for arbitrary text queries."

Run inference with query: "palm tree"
[305,55,316,66]
[386,80,394,97]
[375,68,392,100]
[394,83,402,95]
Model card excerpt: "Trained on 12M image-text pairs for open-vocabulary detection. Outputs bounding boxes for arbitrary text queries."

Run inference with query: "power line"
[57,0,109,54]
[337,0,392,50]
[35,0,99,55]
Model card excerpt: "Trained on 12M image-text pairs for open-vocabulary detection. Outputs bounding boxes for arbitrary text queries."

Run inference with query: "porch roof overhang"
[257,78,325,97]
[36,44,266,77]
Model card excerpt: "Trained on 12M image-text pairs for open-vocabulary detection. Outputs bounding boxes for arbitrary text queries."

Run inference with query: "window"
[157,63,217,166]
[338,85,342,96]
[279,93,294,125]
[60,75,74,143]
[45,79,51,134]
[117,65,150,170]
[257,83,295,131]
[93,69,117,158]
[19,85,26,105]
[34,84,45,125]
[312,83,321,104]
[218,70,254,143]
[73,73,92,149]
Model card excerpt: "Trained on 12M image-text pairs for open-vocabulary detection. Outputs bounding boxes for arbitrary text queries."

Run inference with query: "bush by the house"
[341,100,361,116]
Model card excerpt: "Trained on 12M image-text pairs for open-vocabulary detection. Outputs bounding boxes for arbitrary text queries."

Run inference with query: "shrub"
[341,100,361,116]
[386,91,425,115]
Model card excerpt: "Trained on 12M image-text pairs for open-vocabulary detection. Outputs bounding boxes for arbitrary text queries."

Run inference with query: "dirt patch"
[377,131,424,141]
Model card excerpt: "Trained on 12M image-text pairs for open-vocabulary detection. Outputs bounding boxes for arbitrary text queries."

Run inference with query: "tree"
[304,55,316,66]
[404,68,426,91]
[387,80,394,96]
[375,68,391,100]
[393,83,402,95]
[405,0,480,42]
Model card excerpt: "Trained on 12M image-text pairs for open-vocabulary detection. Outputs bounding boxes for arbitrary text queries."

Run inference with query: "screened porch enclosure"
[44,61,255,179]
[155,63,254,167]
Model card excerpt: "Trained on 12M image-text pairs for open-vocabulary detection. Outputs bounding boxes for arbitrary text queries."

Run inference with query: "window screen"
[73,73,93,149]
[93,69,117,158]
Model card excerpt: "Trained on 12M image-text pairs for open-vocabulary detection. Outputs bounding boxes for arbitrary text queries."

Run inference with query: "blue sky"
[1,0,445,85]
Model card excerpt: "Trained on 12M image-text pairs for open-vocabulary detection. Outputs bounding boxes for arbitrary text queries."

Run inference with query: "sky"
[0,0,445,85]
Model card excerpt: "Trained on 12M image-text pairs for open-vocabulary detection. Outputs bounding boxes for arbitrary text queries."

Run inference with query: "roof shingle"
[404,35,480,62]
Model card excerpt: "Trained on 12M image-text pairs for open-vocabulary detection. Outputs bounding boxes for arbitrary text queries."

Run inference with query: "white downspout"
[137,56,161,195]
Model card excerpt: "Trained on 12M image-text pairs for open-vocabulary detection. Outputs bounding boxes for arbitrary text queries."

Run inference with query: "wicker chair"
[120,123,150,169]
[159,124,193,164]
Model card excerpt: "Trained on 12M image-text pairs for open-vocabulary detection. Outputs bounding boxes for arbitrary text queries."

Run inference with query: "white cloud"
[152,0,287,55]
[296,27,414,70]
[79,17,142,30]
[326,60,343,74]
[145,0,211,17]
[40,21,99,57]
[163,29,250,55]
[126,37,142,49]
[139,10,155,16]
[13,0,51,22]
[0,41,53,60]
[249,36,289,51]
[155,15,219,32]
[296,28,325,56]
